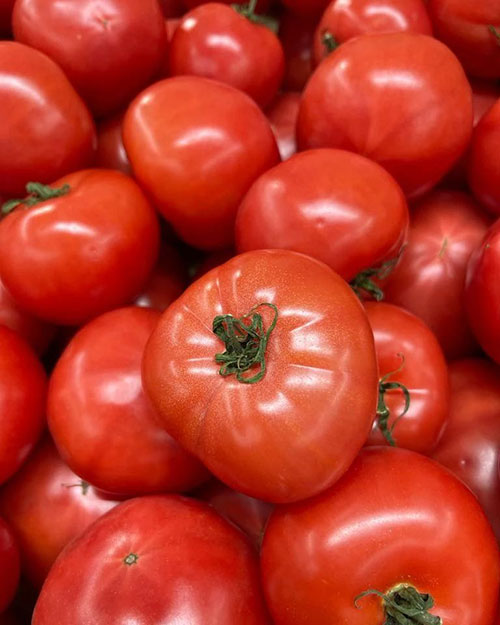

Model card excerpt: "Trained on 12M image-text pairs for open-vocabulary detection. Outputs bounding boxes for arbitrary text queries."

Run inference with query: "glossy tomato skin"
[261,447,500,625]
[279,11,316,91]
[48,307,208,496]
[123,77,280,250]
[0,326,47,486]
[143,250,378,503]
[170,4,285,108]
[298,33,472,199]
[0,437,119,588]
[364,302,449,453]
[428,0,500,79]
[0,42,95,198]
[0,516,20,613]
[0,169,160,326]
[95,113,131,176]
[13,0,167,118]
[134,244,187,311]
[266,92,301,161]
[383,191,491,359]
[236,149,408,281]
[32,495,273,625]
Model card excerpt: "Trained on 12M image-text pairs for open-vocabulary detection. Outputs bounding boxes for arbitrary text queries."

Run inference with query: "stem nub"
[322,31,339,55]
[231,0,279,32]
[376,353,410,446]
[489,25,500,44]
[350,249,405,301]
[355,585,441,625]
[2,182,70,215]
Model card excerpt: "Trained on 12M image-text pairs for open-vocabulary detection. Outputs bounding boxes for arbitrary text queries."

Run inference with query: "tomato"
[0,516,20,613]
[0,170,160,326]
[32,496,273,625]
[184,0,271,10]
[432,358,500,542]
[279,11,316,91]
[134,244,187,311]
[169,4,285,108]
[468,98,500,215]
[427,0,500,80]
[0,0,14,34]
[0,437,119,588]
[160,18,182,77]
[465,218,500,364]
[297,33,472,199]
[95,113,131,176]
[261,447,500,625]
[364,302,449,453]
[123,76,280,250]
[266,92,300,161]
[0,326,46,486]
[383,191,491,359]
[48,307,208,496]
[281,0,330,16]
[0,42,95,198]
[13,0,167,118]
[236,149,408,282]
[143,249,378,503]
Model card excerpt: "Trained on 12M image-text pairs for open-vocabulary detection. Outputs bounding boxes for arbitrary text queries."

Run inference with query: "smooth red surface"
[0,437,119,588]
[134,244,187,311]
[0,42,95,198]
[364,302,449,453]
[0,516,20,613]
[0,169,160,326]
[236,149,408,281]
[383,191,491,359]
[0,326,46,486]
[298,33,473,199]
[123,76,280,250]
[95,112,131,175]
[266,92,301,161]
[279,11,316,91]
[261,447,500,625]
[13,0,167,117]
[143,249,378,503]
[32,496,273,625]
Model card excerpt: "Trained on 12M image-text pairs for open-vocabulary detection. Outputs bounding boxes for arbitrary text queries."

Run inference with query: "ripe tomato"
[383,191,491,359]
[236,149,408,282]
[13,0,167,118]
[0,517,20,613]
[32,496,273,625]
[95,113,131,176]
[364,302,449,453]
[266,92,301,161]
[123,76,280,250]
[184,0,271,10]
[261,447,500,625]
[0,437,119,588]
[143,250,378,503]
[298,33,472,198]
[169,4,285,108]
[279,11,316,91]
[0,170,160,326]
[48,307,209,495]
[134,244,187,311]
[0,42,95,198]
[0,326,46,486]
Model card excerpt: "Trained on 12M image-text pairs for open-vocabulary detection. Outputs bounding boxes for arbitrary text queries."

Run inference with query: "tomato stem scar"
[123,553,139,566]
[2,182,71,215]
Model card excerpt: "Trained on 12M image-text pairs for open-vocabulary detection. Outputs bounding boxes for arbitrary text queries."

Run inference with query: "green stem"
[2,182,70,215]
[322,31,339,55]
[355,586,441,625]
[489,25,500,45]
[376,353,410,446]
[231,0,279,32]
[350,249,405,301]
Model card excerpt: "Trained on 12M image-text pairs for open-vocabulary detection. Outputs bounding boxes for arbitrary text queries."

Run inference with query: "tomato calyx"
[2,182,71,215]
[376,353,410,446]
[355,585,441,625]
[488,25,500,45]
[213,302,278,384]
[322,31,339,55]
[231,0,279,33]
[350,252,404,301]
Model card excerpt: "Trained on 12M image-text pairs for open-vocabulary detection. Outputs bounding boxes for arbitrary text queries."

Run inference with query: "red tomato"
[364,302,449,453]
[266,92,301,161]
[0,170,160,326]
[0,42,95,198]
[159,18,182,76]
[0,326,46,486]
[169,4,285,108]
[297,33,473,199]
[468,98,500,215]
[0,517,20,613]
[143,250,378,503]
[281,0,330,16]
[236,149,408,282]
[383,191,491,359]
[313,0,432,64]
[0,0,14,34]
[184,0,271,10]
[427,0,500,80]
[261,447,500,625]
[13,0,167,118]
[465,218,500,364]
[278,11,316,91]
[0,437,119,588]
[48,307,208,496]
[432,358,500,542]
[123,77,280,250]
[134,244,187,311]
[95,113,131,176]
[32,496,273,625]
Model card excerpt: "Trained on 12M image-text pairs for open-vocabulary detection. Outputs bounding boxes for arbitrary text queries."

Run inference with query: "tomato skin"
[0,517,20,613]
[266,92,301,161]
[0,437,119,588]
[170,4,285,109]
[0,169,160,326]
[13,0,167,118]
[123,77,280,250]
[0,42,95,198]
[261,447,500,625]
[236,149,408,281]
[32,495,273,625]
[0,326,47,486]
[143,249,378,503]
[278,11,316,91]
[134,244,187,311]
[95,113,131,176]
[383,191,491,359]
[297,33,473,199]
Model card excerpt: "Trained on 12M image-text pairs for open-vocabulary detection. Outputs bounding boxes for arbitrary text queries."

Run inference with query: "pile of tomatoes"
[0,0,500,623]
